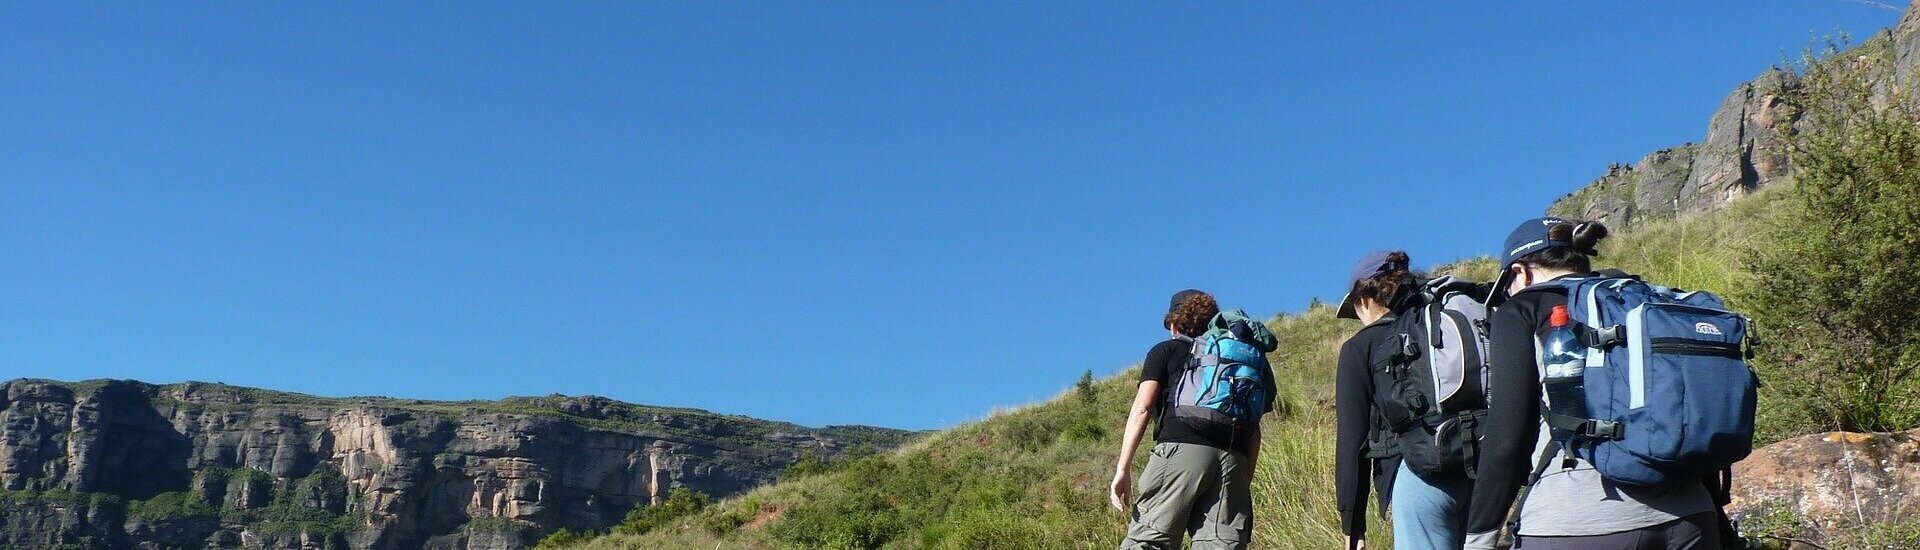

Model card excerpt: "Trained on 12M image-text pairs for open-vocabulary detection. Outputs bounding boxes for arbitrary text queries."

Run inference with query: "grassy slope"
[566,192,1783,550]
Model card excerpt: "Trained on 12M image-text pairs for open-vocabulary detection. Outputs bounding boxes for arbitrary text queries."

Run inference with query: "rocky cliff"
[1548,7,1920,229]
[0,379,916,550]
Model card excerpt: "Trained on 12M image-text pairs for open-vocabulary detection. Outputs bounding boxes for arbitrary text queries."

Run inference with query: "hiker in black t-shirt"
[1110,289,1261,550]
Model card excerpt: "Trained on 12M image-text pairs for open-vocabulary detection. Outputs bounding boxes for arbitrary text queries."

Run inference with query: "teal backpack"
[1168,310,1279,432]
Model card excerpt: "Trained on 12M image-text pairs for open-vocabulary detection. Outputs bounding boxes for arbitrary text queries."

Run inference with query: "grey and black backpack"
[1371,276,1493,479]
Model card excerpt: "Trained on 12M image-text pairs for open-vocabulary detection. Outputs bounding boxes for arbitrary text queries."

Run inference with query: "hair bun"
[1385,251,1411,271]
[1571,221,1611,250]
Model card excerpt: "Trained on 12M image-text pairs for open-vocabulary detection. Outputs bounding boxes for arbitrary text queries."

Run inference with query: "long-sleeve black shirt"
[1335,319,1401,538]
[1464,285,1562,534]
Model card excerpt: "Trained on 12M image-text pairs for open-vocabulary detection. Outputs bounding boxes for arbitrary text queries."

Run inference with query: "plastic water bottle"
[1544,305,1584,378]
[1543,305,1587,417]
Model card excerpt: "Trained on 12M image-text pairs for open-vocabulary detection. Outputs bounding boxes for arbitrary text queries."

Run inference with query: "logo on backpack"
[1542,273,1759,487]
[1169,309,1279,433]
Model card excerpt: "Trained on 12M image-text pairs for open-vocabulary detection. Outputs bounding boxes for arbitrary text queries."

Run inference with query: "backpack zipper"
[1649,338,1742,359]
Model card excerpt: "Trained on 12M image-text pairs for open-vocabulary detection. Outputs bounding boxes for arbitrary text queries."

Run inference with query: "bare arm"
[1110,380,1161,511]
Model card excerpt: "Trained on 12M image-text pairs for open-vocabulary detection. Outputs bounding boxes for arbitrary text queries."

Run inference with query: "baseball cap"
[1490,217,1570,304]
[1336,250,1406,319]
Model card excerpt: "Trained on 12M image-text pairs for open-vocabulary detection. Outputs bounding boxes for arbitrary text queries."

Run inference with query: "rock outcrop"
[0,379,916,550]
[1548,69,1795,230]
[1550,5,1920,230]
[1730,429,1920,547]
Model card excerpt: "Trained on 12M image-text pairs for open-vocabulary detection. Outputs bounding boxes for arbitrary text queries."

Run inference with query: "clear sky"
[1,3,1903,430]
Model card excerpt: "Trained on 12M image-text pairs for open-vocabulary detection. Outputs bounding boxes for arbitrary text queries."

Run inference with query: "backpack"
[1169,309,1279,433]
[1539,272,1759,486]
[1373,276,1493,479]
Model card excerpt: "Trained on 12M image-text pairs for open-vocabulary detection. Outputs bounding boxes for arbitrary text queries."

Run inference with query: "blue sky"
[1,3,1902,430]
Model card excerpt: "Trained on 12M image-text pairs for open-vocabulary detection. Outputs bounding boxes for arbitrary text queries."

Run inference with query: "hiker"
[1334,251,1485,550]
[1464,218,1742,550]
[1110,289,1279,550]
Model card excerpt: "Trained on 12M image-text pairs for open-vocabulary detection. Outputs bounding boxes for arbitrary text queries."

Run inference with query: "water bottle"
[1542,305,1587,421]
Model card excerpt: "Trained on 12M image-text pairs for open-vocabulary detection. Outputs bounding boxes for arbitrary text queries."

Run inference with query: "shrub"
[1075,370,1097,404]
[766,490,904,550]
[127,491,219,521]
[610,487,709,536]
[533,527,592,549]
[781,446,878,481]
[1748,37,1920,434]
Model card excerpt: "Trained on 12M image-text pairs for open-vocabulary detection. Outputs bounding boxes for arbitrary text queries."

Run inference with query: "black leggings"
[1516,512,1720,550]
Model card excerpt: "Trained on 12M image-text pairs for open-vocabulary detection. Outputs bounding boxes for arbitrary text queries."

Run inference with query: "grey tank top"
[1517,336,1714,537]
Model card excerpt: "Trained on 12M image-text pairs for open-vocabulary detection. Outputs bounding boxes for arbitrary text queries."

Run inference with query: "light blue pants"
[1391,461,1473,550]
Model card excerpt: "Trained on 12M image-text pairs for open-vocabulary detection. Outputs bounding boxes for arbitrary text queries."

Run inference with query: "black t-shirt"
[1139,337,1260,456]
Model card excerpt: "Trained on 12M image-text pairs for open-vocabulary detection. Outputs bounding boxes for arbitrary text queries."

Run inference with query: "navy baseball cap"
[1169,289,1205,310]
[1336,250,1406,319]
[1490,217,1571,303]
[1165,289,1207,327]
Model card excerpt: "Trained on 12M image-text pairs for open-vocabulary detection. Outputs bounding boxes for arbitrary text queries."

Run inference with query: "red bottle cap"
[1550,305,1570,328]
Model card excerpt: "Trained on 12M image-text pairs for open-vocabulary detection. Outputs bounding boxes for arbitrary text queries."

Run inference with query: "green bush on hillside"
[127,491,220,521]
[610,487,710,536]
[534,527,594,549]
[1748,38,1920,434]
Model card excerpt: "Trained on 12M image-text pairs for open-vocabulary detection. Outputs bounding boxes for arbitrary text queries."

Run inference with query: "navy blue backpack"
[1543,273,1759,486]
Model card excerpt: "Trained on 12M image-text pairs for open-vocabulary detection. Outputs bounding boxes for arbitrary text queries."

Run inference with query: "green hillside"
[553,33,1920,550]
[544,188,1788,550]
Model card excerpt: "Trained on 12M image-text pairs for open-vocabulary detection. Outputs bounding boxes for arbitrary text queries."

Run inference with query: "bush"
[610,487,709,536]
[766,490,904,550]
[782,446,878,481]
[127,491,219,521]
[1075,370,1097,403]
[1748,37,1920,435]
[533,527,593,549]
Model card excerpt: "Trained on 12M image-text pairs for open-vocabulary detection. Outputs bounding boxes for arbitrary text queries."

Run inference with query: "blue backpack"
[1168,310,1279,432]
[1542,273,1759,486]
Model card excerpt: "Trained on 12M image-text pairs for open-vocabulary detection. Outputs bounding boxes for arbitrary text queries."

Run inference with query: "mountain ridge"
[0,377,917,549]
[1551,7,1920,228]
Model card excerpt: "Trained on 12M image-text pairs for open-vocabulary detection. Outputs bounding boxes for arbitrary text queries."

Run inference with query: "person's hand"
[1344,536,1365,550]
[1108,470,1132,512]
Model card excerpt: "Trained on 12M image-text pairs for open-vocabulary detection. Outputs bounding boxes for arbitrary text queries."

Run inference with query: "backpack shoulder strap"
[1593,268,1638,280]
[1507,438,1564,536]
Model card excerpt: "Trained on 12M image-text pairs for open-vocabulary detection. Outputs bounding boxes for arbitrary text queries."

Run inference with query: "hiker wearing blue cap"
[1464,218,1725,550]
[1334,251,1488,550]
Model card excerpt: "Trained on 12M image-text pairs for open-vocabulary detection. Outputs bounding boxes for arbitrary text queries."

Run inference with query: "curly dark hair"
[1164,292,1219,338]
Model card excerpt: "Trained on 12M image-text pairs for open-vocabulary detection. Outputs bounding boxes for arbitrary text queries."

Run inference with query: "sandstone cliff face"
[1549,8,1920,229]
[1548,69,1795,230]
[0,379,915,550]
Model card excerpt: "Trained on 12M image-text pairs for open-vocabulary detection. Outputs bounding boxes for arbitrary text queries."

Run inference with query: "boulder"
[1730,429,1920,545]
